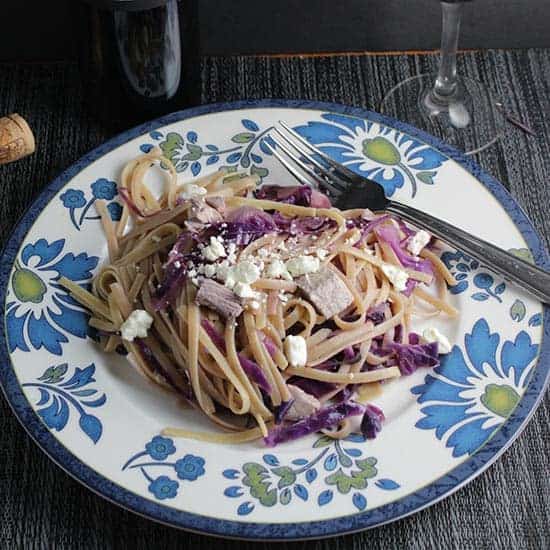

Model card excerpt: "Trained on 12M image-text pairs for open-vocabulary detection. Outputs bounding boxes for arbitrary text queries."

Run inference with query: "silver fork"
[262,121,550,304]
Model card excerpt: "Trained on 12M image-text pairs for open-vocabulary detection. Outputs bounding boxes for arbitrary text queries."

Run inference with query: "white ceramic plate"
[1,101,548,540]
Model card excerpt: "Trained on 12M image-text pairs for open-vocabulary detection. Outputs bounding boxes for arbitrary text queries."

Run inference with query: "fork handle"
[386,200,550,304]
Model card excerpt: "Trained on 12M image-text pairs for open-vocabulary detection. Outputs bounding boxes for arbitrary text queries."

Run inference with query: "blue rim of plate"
[0,99,549,540]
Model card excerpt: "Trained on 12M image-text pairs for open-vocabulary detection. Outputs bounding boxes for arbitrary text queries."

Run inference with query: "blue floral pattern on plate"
[122,436,206,501]
[140,119,272,179]
[412,318,539,457]
[22,363,106,443]
[60,178,122,230]
[293,113,448,197]
[6,238,98,355]
[223,435,400,515]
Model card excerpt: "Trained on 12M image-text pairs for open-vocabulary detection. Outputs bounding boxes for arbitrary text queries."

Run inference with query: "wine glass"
[380,1,505,155]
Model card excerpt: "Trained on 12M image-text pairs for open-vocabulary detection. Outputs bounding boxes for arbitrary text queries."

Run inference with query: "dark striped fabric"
[0,50,549,549]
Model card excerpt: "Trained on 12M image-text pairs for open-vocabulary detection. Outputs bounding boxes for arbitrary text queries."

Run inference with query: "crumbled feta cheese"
[422,327,452,354]
[202,236,226,262]
[224,260,261,289]
[407,230,431,256]
[188,268,197,278]
[191,277,199,286]
[249,300,260,310]
[258,248,269,258]
[316,249,329,260]
[179,183,207,200]
[279,292,291,303]
[233,282,259,299]
[120,310,153,342]
[285,256,320,277]
[174,261,181,269]
[284,335,308,368]
[381,263,409,292]
[265,259,292,281]
[203,264,217,278]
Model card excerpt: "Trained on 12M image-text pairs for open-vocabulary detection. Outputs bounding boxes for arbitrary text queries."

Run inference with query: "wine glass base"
[380,74,505,155]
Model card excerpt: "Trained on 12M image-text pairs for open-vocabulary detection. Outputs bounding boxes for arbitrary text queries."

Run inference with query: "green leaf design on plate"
[325,468,367,494]
[242,463,277,506]
[251,165,269,179]
[38,363,68,384]
[159,132,184,162]
[272,466,296,489]
[182,143,203,161]
[510,299,526,322]
[416,171,436,185]
[231,132,255,144]
[313,435,334,448]
[363,137,401,165]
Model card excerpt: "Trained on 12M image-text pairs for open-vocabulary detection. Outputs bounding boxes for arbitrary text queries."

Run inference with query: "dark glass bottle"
[77,0,200,131]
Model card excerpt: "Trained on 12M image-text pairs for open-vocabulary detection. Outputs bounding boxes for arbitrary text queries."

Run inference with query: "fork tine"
[262,138,342,195]
[272,127,346,192]
[278,120,360,182]
[268,134,343,197]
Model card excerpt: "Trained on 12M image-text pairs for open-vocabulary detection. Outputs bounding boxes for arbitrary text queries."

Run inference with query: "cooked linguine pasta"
[61,147,458,446]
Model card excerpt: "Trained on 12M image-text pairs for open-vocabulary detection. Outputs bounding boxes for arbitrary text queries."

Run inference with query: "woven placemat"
[0,50,549,549]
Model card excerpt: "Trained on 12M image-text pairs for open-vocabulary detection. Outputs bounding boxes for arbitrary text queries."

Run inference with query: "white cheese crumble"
[381,263,409,292]
[178,183,207,200]
[285,256,320,277]
[407,230,431,256]
[422,327,452,354]
[120,310,153,342]
[284,335,308,368]
[233,282,259,299]
[316,249,329,260]
[203,264,217,278]
[224,260,261,289]
[202,236,226,262]
[265,259,292,281]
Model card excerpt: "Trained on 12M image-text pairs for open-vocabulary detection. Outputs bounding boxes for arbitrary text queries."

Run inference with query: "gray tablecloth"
[0,50,549,549]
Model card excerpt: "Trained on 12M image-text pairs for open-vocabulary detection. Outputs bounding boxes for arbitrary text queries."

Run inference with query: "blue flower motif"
[412,319,538,458]
[107,202,123,221]
[440,250,506,301]
[174,454,206,481]
[91,178,117,200]
[145,436,176,461]
[60,189,86,209]
[6,238,98,355]
[23,363,106,443]
[148,476,179,500]
[294,113,447,197]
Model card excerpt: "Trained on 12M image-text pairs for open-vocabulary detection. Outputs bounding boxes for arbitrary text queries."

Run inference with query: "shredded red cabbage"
[255,185,331,208]
[361,404,385,439]
[375,223,433,275]
[286,376,337,398]
[262,336,278,358]
[118,188,160,219]
[366,303,387,325]
[272,212,334,236]
[388,341,439,375]
[238,355,272,393]
[201,319,226,353]
[274,399,295,424]
[264,401,365,446]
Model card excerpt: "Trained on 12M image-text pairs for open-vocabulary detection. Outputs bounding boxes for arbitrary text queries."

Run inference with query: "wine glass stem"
[433,2,463,101]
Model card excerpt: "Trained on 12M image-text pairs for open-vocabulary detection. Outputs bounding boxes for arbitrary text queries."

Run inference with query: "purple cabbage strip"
[200,320,271,393]
[361,404,385,439]
[201,319,227,353]
[255,185,331,208]
[286,376,337,398]
[238,355,272,393]
[135,340,194,403]
[262,336,278,358]
[366,303,387,325]
[375,223,433,275]
[388,341,439,375]
[272,211,334,236]
[264,401,365,447]
[274,399,295,424]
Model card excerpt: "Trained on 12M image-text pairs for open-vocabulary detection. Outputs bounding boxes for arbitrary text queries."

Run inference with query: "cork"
[0,114,36,165]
